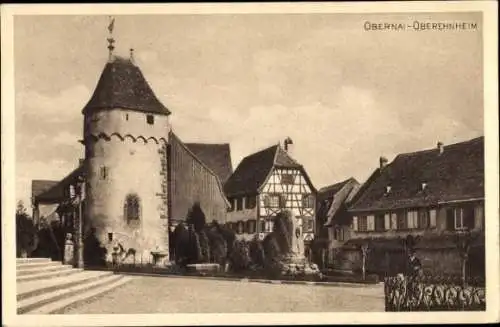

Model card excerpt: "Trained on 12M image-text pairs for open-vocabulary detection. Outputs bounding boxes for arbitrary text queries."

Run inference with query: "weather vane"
[107,16,115,61]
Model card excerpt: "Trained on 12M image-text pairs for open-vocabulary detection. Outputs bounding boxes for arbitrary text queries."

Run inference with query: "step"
[17,264,73,276]
[22,276,132,314]
[16,258,52,263]
[17,267,83,283]
[17,270,115,301]
[17,261,62,269]
[17,274,125,314]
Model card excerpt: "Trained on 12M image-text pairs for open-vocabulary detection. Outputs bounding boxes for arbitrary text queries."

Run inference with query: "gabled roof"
[317,177,358,201]
[317,178,360,227]
[224,143,315,197]
[35,166,83,204]
[32,180,59,201]
[349,136,484,212]
[169,132,231,207]
[82,56,171,116]
[185,143,233,183]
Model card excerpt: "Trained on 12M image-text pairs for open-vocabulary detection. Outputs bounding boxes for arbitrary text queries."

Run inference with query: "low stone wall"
[336,243,484,278]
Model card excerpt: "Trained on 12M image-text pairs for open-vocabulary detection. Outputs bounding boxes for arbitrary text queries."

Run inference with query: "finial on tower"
[107,16,116,62]
[130,48,135,63]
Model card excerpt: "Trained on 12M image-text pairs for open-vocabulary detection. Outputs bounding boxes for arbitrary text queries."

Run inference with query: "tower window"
[100,166,108,180]
[125,113,129,121]
[146,114,154,125]
[124,194,141,223]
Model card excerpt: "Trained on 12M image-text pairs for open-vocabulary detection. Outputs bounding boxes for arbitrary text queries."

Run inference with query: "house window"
[302,217,314,233]
[99,166,108,180]
[418,209,430,228]
[407,211,419,229]
[236,197,243,211]
[334,227,346,241]
[146,114,155,125]
[245,196,256,209]
[397,211,407,229]
[246,220,256,234]
[448,207,475,230]
[268,195,280,208]
[375,214,385,231]
[358,216,368,232]
[227,198,234,212]
[124,194,140,223]
[259,219,266,233]
[302,194,314,209]
[265,220,274,233]
[237,221,244,234]
[281,173,294,185]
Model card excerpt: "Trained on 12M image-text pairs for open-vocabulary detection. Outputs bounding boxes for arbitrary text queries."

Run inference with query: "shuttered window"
[397,211,407,229]
[429,209,437,227]
[352,216,358,231]
[375,214,385,231]
[384,214,391,230]
[391,213,398,229]
[418,209,430,228]
[358,216,368,231]
[407,211,418,229]
[367,215,375,231]
[236,198,243,211]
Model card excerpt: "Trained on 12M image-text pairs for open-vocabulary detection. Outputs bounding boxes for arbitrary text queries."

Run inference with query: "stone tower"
[81,29,171,261]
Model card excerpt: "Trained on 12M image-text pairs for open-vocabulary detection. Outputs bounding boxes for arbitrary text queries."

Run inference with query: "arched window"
[124,194,141,223]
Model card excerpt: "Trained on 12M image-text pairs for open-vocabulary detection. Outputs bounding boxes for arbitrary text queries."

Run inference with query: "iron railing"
[384,274,486,311]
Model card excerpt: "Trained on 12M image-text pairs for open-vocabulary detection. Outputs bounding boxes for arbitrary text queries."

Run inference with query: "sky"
[14,13,483,209]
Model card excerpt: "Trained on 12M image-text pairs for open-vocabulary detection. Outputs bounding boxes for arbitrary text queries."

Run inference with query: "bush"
[206,228,227,265]
[16,202,37,258]
[249,238,266,268]
[229,240,251,272]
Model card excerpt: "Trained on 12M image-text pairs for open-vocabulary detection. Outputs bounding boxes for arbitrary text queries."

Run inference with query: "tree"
[16,201,37,258]
[186,202,206,233]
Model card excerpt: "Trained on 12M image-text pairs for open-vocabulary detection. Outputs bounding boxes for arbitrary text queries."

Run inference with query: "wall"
[226,196,258,223]
[349,202,484,239]
[169,134,228,226]
[84,109,170,262]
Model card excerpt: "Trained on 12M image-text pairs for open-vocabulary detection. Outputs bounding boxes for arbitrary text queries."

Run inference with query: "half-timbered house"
[223,139,317,250]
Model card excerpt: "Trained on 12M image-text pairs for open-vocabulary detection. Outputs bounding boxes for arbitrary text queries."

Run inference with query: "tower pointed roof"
[82,56,171,116]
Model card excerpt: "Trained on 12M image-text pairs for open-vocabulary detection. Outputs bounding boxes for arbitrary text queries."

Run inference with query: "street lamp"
[75,175,85,268]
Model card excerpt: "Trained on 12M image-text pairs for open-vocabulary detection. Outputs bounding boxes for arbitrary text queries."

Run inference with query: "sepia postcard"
[1,2,499,326]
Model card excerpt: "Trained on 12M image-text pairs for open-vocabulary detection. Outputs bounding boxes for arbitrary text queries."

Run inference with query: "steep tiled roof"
[82,57,171,116]
[317,178,360,227]
[32,180,59,201]
[185,143,233,183]
[318,178,357,201]
[349,136,484,212]
[224,144,313,197]
[35,166,83,204]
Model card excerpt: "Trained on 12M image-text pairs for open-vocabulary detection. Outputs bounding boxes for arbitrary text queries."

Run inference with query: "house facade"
[341,137,485,276]
[315,178,360,267]
[223,139,317,254]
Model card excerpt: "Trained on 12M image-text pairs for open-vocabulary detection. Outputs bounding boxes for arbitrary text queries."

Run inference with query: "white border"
[2,2,498,326]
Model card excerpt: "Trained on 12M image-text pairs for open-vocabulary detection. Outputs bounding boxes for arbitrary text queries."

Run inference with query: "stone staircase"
[17,258,131,314]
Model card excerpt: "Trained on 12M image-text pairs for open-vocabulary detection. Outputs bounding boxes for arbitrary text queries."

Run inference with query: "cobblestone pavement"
[62,276,385,313]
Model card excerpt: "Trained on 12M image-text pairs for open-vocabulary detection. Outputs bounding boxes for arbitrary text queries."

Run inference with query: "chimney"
[283,137,294,153]
[379,156,388,169]
[437,141,444,154]
[129,48,135,64]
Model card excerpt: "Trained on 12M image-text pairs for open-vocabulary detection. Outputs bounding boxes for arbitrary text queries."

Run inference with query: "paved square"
[61,276,385,313]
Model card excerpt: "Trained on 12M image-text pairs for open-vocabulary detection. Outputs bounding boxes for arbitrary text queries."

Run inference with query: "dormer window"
[146,114,154,125]
[421,182,427,191]
[385,185,392,194]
